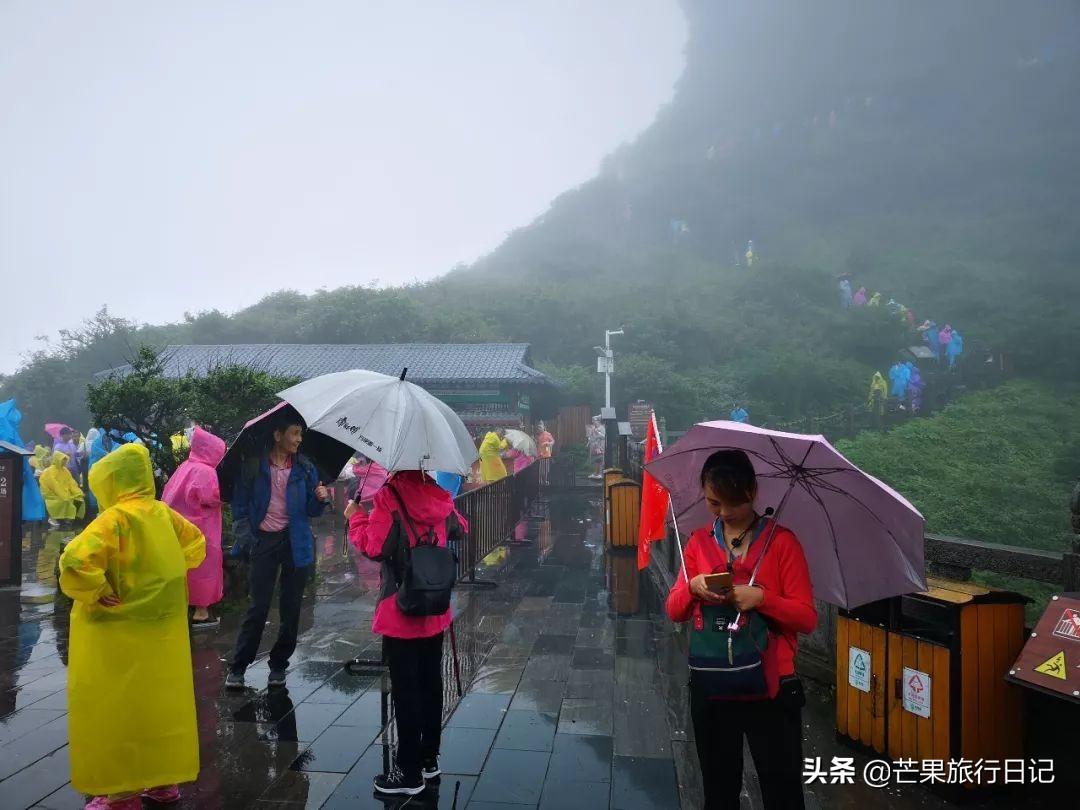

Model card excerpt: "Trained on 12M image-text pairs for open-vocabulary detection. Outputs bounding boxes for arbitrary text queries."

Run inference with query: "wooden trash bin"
[837,578,1027,768]
[602,468,640,548]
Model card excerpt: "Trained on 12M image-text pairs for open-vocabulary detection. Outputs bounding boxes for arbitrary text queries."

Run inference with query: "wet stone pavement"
[5,492,1062,810]
[0,492,690,810]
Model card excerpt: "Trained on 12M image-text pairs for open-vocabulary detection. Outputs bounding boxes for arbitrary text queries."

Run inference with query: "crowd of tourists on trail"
[838,275,967,418]
[2,382,561,806]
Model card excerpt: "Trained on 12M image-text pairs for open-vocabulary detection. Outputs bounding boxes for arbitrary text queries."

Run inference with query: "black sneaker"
[421,757,441,780]
[373,768,425,796]
[268,668,288,688]
[224,671,245,690]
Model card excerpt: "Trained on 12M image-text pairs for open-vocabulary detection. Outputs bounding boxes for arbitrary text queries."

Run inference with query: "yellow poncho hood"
[89,440,156,509]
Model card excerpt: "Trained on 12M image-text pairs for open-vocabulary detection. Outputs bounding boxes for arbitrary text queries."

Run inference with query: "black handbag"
[386,485,458,617]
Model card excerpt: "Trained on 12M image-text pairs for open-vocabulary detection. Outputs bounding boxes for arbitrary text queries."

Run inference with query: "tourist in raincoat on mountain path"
[852,286,867,307]
[907,363,925,413]
[162,427,226,628]
[888,362,910,400]
[938,324,954,361]
[59,443,205,806]
[0,399,46,522]
[946,329,964,369]
[867,372,888,416]
[478,430,509,482]
[40,451,85,523]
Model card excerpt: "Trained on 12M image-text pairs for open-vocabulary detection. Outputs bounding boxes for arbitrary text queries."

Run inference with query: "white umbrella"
[277,369,479,474]
[504,429,537,456]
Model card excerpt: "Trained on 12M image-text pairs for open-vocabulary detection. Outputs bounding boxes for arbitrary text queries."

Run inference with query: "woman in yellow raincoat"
[478,430,509,482]
[59,443,206,808]
[867,371,889,417]
[39,451,85,523]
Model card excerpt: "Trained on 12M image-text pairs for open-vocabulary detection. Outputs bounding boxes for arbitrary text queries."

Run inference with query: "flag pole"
[651,411,689,584]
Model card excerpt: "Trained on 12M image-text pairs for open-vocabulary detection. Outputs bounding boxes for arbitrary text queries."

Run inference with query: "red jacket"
[666,520,817,698]
[348,471,468,639]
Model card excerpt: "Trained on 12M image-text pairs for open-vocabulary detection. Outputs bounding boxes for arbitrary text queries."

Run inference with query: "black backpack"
[387,485,460,617]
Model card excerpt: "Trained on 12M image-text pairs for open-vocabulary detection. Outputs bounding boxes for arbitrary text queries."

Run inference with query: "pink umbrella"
[646,420,926,609]
[44,423,72,440]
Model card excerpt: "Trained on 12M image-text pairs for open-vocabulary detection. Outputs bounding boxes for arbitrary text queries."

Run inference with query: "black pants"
[231,530,310,673]
[690,678,805,810]
[385,633,444,778]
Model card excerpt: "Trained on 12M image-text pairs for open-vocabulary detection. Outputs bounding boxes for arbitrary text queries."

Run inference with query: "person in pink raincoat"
[162,426,226,629]
[938,324,954,357]
[505,448,535,476]
[351,456,389,504]
[345,470,469,796]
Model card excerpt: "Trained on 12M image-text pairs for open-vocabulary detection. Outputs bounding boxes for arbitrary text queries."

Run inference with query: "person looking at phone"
[665,449,817,810]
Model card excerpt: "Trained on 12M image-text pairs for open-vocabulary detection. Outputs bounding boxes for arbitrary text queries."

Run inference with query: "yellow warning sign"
[1034,650,1068,680]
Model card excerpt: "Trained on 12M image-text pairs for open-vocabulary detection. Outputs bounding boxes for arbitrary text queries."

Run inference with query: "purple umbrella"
[646,420,926,609]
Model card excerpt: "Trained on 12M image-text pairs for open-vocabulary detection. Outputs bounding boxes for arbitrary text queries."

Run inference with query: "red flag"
[637,413,670,570]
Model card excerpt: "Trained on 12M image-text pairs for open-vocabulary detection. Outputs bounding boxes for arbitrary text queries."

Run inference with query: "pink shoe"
[85,797,141,810]
[142,785,181,803]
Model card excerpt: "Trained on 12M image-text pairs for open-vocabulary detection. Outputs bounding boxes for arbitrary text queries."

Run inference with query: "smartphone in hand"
[703,572,733,593]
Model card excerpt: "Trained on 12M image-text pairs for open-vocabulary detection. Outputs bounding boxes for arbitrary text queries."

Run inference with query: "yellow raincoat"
[39,451,85,520]
[479,432,509,482]
[59,443,205,796]
[170,432,190,461]
[30,444,51,474]
[867,371,889,416]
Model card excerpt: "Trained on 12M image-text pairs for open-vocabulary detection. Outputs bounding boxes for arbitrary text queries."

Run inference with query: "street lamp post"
[596,328,624,410]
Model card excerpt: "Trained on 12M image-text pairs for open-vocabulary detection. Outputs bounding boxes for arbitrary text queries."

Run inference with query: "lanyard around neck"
[713,515,764,567]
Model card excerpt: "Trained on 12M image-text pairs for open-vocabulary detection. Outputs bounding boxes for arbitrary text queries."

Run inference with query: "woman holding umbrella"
[345,471,468,796]
[665,449,816,810]
[649,418,925,810]
[274,368,479,797]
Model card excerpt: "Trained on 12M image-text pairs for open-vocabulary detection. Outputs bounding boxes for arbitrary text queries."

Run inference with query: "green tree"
[183,364,298,442]
[87,346,190,478]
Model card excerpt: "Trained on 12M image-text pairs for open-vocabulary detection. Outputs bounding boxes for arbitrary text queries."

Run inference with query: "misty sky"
[0,1,685,373]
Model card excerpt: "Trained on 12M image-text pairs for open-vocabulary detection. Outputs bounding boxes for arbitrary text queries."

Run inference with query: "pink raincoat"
[162,427,226,608]
[505,449,535,476]
[352,459,389,502]
[938,325,953,350]
[348,470,468,639]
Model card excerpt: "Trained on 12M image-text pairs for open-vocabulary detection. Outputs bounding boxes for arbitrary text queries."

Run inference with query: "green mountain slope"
[3,1,1079,435]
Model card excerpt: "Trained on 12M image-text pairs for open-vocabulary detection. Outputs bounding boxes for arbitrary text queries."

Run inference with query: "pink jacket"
[162,427,226,607]
[352,460,389,502]
[348,470,469,639]
[506,449,535,476]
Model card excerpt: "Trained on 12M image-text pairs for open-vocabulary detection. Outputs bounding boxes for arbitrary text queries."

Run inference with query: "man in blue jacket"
[226,414,331,689]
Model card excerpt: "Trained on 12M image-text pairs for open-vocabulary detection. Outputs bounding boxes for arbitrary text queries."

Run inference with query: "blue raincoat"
[85,428,115,511]
[0,399,46,522]
[730,407,750,424]
[947,331,964,368]
[889,363,910,399]
[923,321,940,357]
[434,471,463,498]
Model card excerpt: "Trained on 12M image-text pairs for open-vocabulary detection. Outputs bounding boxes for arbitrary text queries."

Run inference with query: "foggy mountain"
[4,0,1079,433]
[461,0,1080,357]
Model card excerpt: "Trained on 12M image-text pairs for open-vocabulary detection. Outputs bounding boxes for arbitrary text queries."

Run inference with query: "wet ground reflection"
[2,493,694,809]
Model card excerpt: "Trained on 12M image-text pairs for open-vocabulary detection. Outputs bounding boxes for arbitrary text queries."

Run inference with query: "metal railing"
[453,461,540,584]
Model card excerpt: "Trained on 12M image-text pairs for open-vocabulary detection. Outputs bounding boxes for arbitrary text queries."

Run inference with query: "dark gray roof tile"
[94,344,553,387]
